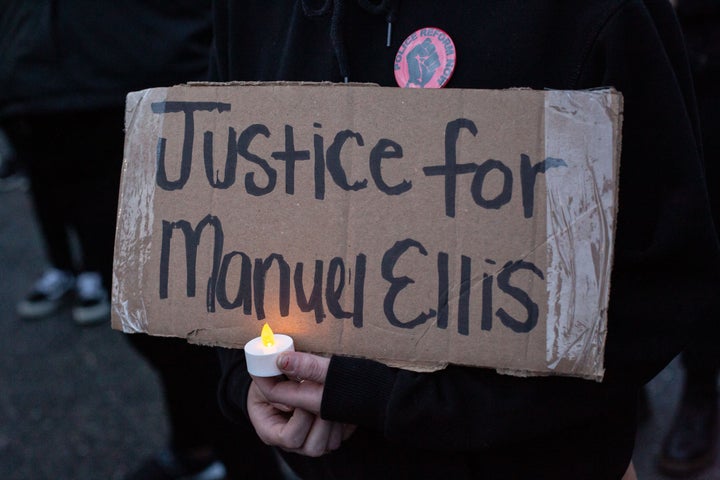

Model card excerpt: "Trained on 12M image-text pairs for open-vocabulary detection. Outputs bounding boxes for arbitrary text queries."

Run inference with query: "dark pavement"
[1,186,166,479]
[1,183,719,479]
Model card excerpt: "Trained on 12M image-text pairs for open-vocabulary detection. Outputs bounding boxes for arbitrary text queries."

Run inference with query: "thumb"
[277,351,330,384]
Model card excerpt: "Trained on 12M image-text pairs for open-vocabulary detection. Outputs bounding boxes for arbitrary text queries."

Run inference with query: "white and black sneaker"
[72,271,110,326]
[17,268,75,319]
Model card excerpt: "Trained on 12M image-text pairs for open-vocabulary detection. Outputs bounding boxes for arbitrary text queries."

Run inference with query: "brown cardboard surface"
[112,83,622,380]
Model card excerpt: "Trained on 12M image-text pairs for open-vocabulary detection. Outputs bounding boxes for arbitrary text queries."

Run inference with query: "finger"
[327,421,344,452]
[342,423,358,441]
[246,382,292,443]
[260,406,315,450]
[247,382,313,450]
[297,416,334,457]
[255,375,324,414]
[277,407,315,450]
[251,375,294,412]
[269,401,293,413]
[251,375,283,391]
[277,351,330,384]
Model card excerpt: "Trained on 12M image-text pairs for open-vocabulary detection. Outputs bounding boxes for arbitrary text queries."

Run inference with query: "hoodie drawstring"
[357,0,399,47]
[301,0,399,82]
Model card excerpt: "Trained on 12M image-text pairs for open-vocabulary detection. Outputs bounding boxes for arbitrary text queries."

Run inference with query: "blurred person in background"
[0,126,28,193]
[0,1,283,478]
[657,0,720,476]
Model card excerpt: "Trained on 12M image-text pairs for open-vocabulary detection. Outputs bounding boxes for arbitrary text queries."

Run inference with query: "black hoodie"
[211,1,720,478]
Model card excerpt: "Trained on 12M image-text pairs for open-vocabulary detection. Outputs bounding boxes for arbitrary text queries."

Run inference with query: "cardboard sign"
[112,83,622,381]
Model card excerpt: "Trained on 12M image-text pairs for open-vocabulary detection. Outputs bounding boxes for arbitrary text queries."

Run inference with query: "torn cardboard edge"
[113,83,622,381]
[187,80,381,88]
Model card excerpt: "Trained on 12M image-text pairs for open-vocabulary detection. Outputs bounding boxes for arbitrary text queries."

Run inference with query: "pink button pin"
[394,27,456,88]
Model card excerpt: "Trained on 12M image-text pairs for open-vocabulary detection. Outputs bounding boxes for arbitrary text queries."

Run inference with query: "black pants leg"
[3,109,125,288]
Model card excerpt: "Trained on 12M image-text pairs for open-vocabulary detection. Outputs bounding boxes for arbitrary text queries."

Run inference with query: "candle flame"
[261,323,275,347]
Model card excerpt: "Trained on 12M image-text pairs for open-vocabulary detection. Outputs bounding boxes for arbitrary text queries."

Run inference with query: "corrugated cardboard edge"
[186,81,380,88]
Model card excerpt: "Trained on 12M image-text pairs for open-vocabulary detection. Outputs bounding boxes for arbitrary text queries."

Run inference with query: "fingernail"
[277,353,292,371]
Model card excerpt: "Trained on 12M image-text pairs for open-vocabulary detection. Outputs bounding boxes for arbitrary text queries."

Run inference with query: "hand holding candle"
[247,350,357,457]
[244,323,295,377]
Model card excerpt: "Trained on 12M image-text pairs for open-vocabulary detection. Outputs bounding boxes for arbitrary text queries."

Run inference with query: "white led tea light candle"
[244,323,295,377]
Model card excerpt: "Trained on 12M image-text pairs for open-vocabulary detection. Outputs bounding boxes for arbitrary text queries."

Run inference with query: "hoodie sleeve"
[216,347,253,424]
